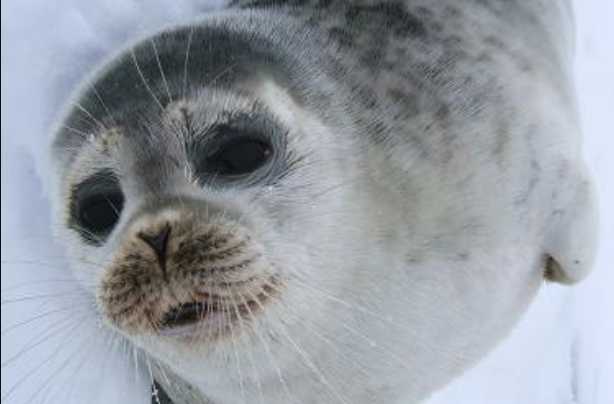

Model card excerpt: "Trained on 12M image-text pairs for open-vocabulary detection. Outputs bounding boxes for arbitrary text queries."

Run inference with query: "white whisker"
[151,39,173,104]
[130,49,164,111]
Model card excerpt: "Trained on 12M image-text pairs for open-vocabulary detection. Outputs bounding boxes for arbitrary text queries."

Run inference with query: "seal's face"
[65,89,310,342]
[53,77,381,400]
[50,12,597,403]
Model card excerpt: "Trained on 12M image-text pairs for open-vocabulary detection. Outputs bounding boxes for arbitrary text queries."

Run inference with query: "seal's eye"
[78,193,123,236]
[206,135,272,176]
[70,170,124,244]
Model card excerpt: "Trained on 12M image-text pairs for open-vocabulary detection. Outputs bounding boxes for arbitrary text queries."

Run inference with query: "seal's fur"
[49,1,597,403]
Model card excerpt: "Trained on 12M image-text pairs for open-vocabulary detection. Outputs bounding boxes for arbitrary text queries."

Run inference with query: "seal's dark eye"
[205,135,272,177]
[78,193,123,237]
[70,170,124,245]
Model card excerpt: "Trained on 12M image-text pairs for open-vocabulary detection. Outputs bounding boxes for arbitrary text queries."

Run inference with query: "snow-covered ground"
[1,1,612,403]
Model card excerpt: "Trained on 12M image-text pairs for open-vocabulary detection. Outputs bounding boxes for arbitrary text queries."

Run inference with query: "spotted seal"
[49,1,597,402]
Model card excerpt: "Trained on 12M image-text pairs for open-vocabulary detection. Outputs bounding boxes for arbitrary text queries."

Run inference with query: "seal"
[48,1,598,403]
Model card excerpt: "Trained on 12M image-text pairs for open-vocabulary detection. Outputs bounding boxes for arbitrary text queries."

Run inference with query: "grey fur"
[49,1,596,403]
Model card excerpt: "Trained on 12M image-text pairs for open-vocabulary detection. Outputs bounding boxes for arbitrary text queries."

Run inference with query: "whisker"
[131,48,164,111]
[1,312,91,369]
[0,317,88,402]
[24,327,97,404]
[43,326,103,404]
[89,83,118,128]
[74,102,108,131]
[80,331,120,404]
[1,278,85,294]
[1,305,85,336]
[234,295,265,404]
[236,292,293,403]
[206,63,238,88]
[146,356,162,404]
[183,27,194,99]
[1,290,90,306]
[224,282,247,403]
[151,38,173,104]
[259,282,394,380]
[60,124,92,138]
[247,286,351,404]
[224,280,245,403]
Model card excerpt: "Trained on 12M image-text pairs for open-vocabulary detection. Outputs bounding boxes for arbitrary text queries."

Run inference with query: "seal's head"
[49,5,597,404]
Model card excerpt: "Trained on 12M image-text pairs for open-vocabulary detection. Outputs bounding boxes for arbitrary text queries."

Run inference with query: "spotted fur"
[49,1,596,403]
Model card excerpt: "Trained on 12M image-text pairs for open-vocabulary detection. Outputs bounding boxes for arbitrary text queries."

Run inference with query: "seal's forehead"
[51,19,306,170]
[53,88,276,184]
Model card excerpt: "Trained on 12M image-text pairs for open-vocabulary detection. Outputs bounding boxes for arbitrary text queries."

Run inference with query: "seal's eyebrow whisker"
[130,47,165,112]
[205,62,239,88]
[182,27,195,99]
[73,102,109,131]
[151,38,173,105]
[89,82,119,128]
[60,124,91,139]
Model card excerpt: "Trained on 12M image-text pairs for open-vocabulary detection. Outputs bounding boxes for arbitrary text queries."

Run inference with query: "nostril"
[138,224,171,266]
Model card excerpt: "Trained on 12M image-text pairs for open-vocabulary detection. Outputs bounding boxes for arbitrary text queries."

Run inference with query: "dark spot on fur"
[476,52,494,63]
[345,3,427,38]
[444,5,461,18]
[484,35,506,50]
[414,5,433,19]
[517,59,533,72]
[455,252,470,261]
[388,88,420,117]
[443,35,463,47]
[360,47,385,70]
[435,104,451,121]
[431,21,443,33]
[328,27,354,47]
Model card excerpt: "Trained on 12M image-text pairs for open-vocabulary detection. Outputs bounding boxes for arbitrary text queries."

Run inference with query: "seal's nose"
[138,224,171,268]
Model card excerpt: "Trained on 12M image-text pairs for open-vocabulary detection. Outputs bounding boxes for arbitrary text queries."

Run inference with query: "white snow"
[1,1,612,403]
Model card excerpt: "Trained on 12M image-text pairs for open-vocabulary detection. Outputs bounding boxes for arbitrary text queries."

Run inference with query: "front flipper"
[543,163,598,284]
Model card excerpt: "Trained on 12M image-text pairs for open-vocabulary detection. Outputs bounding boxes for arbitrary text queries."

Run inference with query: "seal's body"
[50,1,597,403]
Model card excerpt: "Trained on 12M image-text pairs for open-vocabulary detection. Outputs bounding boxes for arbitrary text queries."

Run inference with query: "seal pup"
[49,0,597,403]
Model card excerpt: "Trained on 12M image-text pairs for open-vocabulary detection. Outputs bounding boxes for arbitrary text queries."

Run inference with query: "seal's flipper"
[544,164,598,284]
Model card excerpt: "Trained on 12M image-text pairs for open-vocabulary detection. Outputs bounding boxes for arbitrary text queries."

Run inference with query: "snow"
[1,1,612,403]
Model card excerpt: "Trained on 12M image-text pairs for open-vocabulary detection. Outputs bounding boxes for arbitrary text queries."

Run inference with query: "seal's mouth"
[156,285,277,338]
[160,301,217,329]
